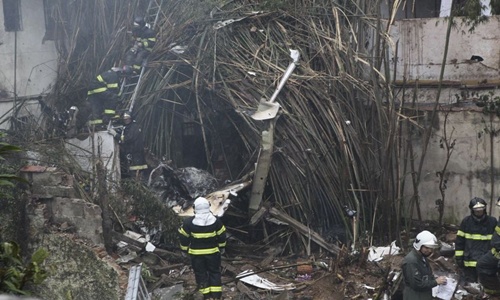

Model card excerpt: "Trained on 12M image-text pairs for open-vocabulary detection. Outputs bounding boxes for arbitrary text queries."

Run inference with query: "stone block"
[49,198,103,245]
[21,166,73,187]
[32,185,76,199]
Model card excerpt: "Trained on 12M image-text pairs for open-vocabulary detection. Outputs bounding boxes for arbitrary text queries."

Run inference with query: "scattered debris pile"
[16,164,479,299]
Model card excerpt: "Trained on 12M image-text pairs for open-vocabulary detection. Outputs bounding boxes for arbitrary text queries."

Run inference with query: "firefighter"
[477,198,500,298]
[108,112,147,180]
[455,197,496,283]
[402,230,447,300]
[178,197,226,300]
[87,66,131,129]
[124,16,157,72]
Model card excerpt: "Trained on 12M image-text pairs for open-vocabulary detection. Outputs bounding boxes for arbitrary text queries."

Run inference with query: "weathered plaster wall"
[404,110,500,223]
[0,1,57,97]
[387,14,500,223]
[388,16,500,82]
[0,0,58,129]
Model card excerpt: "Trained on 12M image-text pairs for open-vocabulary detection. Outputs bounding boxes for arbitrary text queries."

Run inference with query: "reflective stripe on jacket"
[455,215,496,267]
[178,216,226,255]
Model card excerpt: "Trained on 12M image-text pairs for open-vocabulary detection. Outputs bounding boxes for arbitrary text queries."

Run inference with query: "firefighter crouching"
[178,198,226,300]
[124,16,157,72]
[477,198,500,298]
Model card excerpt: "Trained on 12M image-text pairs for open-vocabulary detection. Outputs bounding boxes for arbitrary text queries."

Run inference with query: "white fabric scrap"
[145,242,156,252]
[367,240,401,262]
[236,270,295,291]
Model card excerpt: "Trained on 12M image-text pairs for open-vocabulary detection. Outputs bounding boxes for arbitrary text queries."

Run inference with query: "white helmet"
[413,230,439,251]
[194,197,210,214]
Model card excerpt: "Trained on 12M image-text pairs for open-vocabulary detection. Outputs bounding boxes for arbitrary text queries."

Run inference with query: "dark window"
[3,0,22,32]
[183,122,195,136]
[43,0,55,40]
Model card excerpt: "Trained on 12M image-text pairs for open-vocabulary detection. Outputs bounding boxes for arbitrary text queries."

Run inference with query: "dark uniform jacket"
[87,70,121,124]
[490,220,500,256]
[455,214,496,267]
[178,216,226,255]
[477,219,500,295]
[87,70,120,99]
[119,120,146,170]
[402,248,438,300]
[132,26,157,51]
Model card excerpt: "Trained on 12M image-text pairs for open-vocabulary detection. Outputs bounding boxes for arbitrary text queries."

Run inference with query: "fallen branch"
[268,207,341,256]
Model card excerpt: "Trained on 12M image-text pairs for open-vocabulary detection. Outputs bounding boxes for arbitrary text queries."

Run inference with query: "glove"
[455,257,464,268]
[220,248,225,255]
[108,128,117,137]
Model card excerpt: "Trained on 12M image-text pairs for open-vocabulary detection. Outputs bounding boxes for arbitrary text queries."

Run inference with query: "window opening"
[3,0,22,32]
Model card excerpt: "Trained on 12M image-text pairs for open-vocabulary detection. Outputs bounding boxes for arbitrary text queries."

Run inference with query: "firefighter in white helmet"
[402,230,447,300]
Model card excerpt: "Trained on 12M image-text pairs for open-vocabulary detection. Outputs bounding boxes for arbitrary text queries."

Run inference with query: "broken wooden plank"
[111,231,186,262]
[236,281,260,300]
[249,206,267,226]
[111,231,144,252]
[268,207,340,255]
[221,260,239,277]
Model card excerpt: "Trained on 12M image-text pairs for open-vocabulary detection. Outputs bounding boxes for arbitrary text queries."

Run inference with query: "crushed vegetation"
[2,0,500,299]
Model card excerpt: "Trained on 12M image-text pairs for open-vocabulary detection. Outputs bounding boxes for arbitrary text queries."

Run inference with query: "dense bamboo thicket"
[45,0,417,246]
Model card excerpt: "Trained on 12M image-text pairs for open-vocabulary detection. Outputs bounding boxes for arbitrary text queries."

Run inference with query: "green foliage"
[121,180,181,245]
[452,0,489,32]
[0,137,27,188]
[475,91,500,116]
[0,241,50,295]
[493,0,500,13]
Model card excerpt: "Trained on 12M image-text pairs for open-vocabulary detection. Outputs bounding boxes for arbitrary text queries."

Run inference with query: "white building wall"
[388,16,500,82]
[385,14,500,223]
[0,0,58,130]
[65,132,121,186]
[405,110,500,223]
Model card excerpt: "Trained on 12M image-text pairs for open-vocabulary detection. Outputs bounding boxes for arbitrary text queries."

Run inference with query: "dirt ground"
[149,236,470,300]
[160,247,405,300]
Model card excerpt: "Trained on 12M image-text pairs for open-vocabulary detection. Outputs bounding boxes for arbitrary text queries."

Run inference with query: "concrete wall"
[386,13,500,223]
[0,0,58,129]
[404,110,500,223]
[388,16,500,82]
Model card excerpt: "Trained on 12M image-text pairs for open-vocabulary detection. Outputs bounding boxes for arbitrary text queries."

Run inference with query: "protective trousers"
[477,251,500,295]
[88,95,104,125]
[124,47,150,71]
[191,253,222,300]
